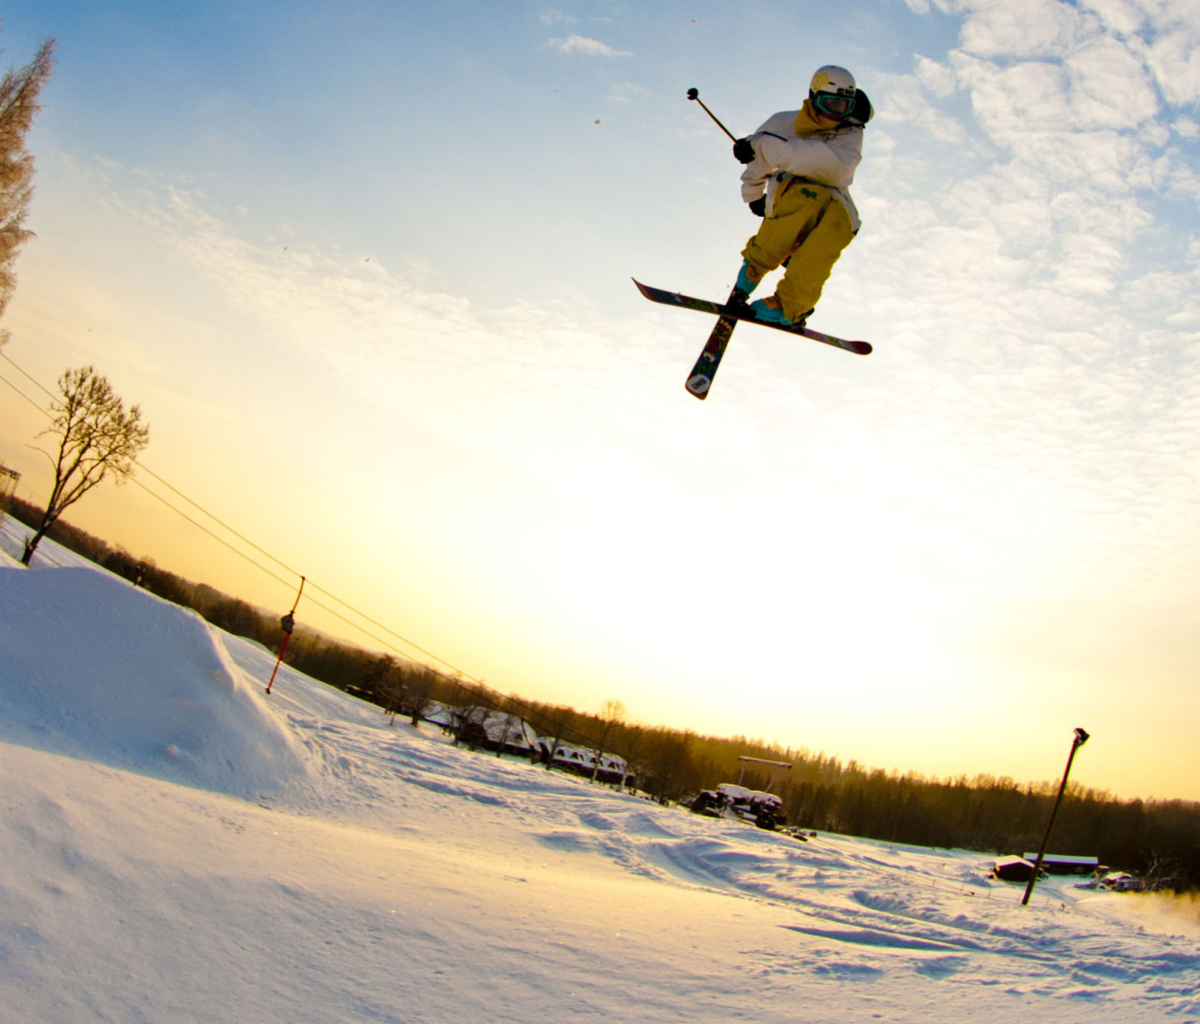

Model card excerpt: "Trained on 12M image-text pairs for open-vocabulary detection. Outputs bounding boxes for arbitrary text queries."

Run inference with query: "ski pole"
[686,87,737,143]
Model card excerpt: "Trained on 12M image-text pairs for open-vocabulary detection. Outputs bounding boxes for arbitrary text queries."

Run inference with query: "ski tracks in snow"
[226,629,1200,1018]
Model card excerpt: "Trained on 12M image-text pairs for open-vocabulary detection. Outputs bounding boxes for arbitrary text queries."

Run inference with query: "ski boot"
[731,260,764,306]
[749,295,811,329]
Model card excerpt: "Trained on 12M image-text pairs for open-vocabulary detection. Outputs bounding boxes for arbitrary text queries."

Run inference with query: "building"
[1022,853,1099,875]
[539,740,632,785]
[992,856,1038,882]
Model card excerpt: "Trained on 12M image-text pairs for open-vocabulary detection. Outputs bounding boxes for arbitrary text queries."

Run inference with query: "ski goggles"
[813,91,855,119]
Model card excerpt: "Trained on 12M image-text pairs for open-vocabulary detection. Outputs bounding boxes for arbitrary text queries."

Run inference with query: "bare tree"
[452,703,489,750]
[590,698,628,783]
[379,669,407,726]
[361,654,407,724]
[494,705,515,758]
[21,365,149,565]
[405,667,440,727]
[0,34,55,348]
[541,705,576,771]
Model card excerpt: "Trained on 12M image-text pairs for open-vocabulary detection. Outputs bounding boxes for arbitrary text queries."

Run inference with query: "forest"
[5,493,1199,891]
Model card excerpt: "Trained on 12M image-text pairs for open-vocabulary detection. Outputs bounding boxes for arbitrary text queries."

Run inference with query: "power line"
[0,362,54,415]
[0,351,483,683]
[4,359,619,753]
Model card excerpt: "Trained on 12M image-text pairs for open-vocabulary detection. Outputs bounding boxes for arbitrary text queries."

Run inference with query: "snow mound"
[0,564,309,796]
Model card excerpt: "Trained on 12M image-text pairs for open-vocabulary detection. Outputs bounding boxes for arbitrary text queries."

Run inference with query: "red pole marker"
[266,576,305,695]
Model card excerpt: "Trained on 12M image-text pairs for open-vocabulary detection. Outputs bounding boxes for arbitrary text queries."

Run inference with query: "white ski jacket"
[740,109,863,231]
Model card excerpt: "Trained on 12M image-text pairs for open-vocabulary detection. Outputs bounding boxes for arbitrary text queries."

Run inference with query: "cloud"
[79,168,693,503]
[1174,116,1200,137]
[914,54,958,98]
[1138,21,1200,105]
[607,81,649,105]
[947,49,1162,198]
[955,0,1088,58]
[874,70,974,146]
[538,8,575,25]
[908,0,1200,304]
[941,0,1200,108]
[838,0,1200,620]
[545,34,632,58]
[1066,35,1159,128]
[1078,0,1145,36]
[952,53,1074,135]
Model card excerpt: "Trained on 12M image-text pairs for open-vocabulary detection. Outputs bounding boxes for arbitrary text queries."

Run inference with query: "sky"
[0,0,1198,801]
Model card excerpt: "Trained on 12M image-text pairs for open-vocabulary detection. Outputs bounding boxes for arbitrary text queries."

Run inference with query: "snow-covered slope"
[1,519,1197,1023]
[0,564,309,797]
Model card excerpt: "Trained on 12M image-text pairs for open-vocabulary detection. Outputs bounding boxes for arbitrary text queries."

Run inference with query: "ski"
[686,295,740,400]
[633,278,872,399]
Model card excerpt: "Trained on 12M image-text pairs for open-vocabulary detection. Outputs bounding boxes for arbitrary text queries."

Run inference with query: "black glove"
[733,137,756,164]
[748,196,766,218]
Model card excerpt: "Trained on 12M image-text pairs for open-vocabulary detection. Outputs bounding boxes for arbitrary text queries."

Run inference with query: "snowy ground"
[2,519,1198,1023]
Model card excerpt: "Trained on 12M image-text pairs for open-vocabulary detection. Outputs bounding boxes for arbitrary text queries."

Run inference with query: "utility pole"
[1022,727,1090,906]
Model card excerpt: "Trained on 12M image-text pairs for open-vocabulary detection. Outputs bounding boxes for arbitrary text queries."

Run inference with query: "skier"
[731,65,871,328]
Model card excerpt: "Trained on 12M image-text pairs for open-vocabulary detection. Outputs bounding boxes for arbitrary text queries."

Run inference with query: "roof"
[716,783,782,807]
[478,711,538,748]
[1023,854,1098,865]
[546,741,629,773]
[994,856,1035,868]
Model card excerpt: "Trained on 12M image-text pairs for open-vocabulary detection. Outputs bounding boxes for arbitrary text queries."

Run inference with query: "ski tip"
[686,374,712,399]
[803,327,872,355]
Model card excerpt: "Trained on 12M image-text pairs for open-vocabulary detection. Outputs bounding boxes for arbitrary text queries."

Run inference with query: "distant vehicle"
[1074,871,1142,892]
[779,825,815,842]
[1101,871,1142,892]
[689,783,782,830]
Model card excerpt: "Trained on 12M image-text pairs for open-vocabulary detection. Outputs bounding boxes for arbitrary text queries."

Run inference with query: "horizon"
[1,0,1199,802]
[0,507,1180,809]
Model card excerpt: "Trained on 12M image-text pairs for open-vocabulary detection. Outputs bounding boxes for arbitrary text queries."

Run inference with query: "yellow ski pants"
[741,179,855,322]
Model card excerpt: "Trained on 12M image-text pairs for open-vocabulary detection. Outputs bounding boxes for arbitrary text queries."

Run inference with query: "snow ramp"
[0,564,309,797]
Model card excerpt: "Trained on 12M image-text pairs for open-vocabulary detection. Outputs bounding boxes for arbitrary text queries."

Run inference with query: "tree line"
[5,492,1200,890]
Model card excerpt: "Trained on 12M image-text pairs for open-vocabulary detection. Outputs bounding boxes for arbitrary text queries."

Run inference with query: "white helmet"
[809,65,857,120]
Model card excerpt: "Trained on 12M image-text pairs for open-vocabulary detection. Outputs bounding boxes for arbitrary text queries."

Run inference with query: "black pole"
[1022,727,1090,906]
[687,87,738,143]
